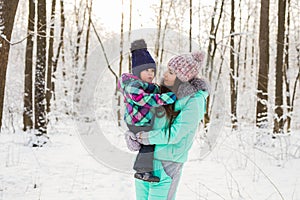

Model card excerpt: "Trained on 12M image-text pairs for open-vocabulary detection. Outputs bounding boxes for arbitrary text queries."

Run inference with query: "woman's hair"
[155,78,182,141]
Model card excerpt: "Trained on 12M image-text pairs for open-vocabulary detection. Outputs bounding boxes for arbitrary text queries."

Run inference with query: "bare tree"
[230,0,238,129]
[283,0,291,132]
[91,19,118,86]
[204,0,225,126]
[189,0,192,52]
[242,0,253,89]
[209,17,229,120]
[119,0,124,78]
[23,0,34,131]
[76,0,92,102]
[273,0,286,134]
[117,0,125,126]
[0,0,19,130]
[289,46,300,130]
[205,0,225,80]
[256,0,270,129]
[34,0,47,136]
[128,0,132,72]
[52,0,65,102]
[159,0,173,66]
[154,0,163,63]
[46,0,57,115]
[250,0,259,82]
[73,0,87,104]
[82,0,92,79]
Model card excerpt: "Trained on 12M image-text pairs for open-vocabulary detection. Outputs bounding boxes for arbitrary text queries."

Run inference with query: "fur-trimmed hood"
[176,78,210,99]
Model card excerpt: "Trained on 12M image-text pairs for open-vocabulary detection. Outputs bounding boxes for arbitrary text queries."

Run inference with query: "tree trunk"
[209,23,229,119]
[197,0,201,46]
[82,0,92,79]
[243,13,251,89]
[251,1,259,82]
[128,0,132,72]
[53,0,65,102]
[73,0,87,104]
[0,0,19,130]
[77,0,92,101]
[117,0,125,126]
[159,0,173,66]
[204,0,225,127]
[273,0,286,134]
[256,0,270,129]
[205,0,217,78]
[189,0,192,52]
[46,0,56,116]
[288,46,300,133]
[157,1,173,66]
[155,0,163,78]
[34,0,47,136]
[23,0,34,131]
[284,0,291,132]
[119,0,124,78]
[49,0,65,116]
[230,0,238,129]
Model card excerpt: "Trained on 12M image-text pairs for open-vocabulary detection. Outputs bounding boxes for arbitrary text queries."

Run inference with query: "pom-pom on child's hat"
[168,51,205,82]
[131,39,156,78]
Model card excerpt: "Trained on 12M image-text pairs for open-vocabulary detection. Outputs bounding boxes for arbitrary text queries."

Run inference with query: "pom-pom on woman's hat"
[131,39,156,78]
[168,51,205,82]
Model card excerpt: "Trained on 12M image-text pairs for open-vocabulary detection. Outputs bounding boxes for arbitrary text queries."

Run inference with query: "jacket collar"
[176,78,210,99]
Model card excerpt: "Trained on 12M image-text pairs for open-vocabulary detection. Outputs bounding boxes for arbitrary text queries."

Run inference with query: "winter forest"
[0,0,300,199]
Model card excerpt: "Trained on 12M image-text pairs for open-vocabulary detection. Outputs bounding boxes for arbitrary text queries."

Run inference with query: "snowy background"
[1,0,300,199]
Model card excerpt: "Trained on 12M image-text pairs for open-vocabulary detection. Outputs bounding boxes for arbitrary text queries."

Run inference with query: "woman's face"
[163,67,176,86]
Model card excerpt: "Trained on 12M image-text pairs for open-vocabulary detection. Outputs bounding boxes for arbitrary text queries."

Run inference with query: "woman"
[126,51,209,200]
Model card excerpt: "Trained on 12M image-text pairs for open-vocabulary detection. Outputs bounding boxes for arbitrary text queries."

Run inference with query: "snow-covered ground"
[1,119,300,200]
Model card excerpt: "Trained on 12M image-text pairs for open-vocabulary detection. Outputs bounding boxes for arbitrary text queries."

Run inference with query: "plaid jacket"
[118,73,176,126]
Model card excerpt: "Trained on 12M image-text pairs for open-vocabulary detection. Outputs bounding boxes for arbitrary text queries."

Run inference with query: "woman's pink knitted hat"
[168,51,205,82]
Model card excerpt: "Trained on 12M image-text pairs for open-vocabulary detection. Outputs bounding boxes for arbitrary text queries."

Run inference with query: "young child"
[118,39,176,182]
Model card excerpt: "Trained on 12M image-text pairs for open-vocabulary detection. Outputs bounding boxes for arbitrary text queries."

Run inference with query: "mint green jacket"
[146,90,208,163]
[135,88,209,200]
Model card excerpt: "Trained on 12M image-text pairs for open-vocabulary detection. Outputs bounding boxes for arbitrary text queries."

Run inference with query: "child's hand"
[125,130,141,151]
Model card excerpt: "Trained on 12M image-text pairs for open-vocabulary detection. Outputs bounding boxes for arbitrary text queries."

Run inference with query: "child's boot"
[134,172,160,182]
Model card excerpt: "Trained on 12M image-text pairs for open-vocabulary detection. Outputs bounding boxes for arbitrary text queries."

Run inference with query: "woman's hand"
[124,130,141,151]
[136,131,150,145]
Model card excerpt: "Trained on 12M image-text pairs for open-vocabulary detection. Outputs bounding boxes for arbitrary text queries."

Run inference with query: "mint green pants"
[135,160,183,200]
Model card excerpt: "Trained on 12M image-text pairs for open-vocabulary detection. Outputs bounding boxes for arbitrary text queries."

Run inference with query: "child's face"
[163,67,176,86]
[140,68,155,83]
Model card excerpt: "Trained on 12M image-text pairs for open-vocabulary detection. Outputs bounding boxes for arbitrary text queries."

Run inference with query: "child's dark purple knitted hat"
[131,39,156,78]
